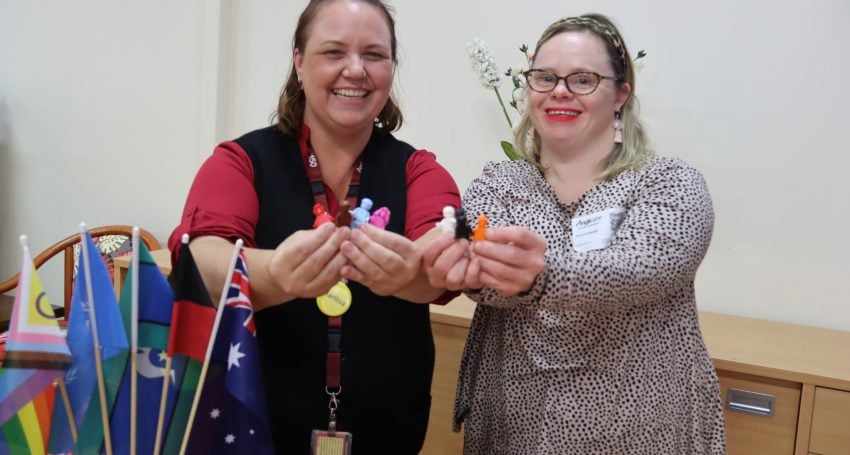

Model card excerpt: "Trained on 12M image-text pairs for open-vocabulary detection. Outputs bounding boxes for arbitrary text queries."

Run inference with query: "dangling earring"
[297,74,303,89]
[613,111,623,144]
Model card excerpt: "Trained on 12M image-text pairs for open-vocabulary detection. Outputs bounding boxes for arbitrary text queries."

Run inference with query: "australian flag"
[185,251,274,454]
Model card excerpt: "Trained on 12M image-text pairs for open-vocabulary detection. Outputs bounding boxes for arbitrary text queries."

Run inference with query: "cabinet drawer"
[421,321,467,455]
[808,387,850,454]
[717,370,801,455]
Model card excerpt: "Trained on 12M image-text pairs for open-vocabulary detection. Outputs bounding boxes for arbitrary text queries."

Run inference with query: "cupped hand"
[339,223,421,296]
[267,222,351,298]
[421,232,482,291]
[470,226,546,296]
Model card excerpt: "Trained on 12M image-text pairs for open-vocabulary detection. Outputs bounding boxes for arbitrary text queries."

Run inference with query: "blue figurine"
[351,198,373,228]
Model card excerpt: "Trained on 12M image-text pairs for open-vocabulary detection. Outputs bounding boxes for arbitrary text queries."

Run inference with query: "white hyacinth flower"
[467,38,501,89]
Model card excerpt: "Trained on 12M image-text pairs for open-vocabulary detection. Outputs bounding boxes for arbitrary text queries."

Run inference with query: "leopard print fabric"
[454,156,726,454]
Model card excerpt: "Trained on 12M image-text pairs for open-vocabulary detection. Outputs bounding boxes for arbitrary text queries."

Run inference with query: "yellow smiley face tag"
[316,281,353,317]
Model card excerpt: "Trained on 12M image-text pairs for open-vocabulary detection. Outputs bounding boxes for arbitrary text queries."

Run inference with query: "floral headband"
[550,16,627,73]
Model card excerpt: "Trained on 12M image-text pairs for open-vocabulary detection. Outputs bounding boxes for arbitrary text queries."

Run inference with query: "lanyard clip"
[326,387,341,434]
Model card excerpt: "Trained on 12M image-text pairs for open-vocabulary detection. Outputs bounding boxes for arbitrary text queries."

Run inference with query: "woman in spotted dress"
[423,13,726,454]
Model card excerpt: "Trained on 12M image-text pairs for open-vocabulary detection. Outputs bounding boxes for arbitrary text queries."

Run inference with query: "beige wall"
[2,0,849,330]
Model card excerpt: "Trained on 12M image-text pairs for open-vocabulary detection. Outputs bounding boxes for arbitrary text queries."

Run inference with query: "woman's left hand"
[472,226,547,296]
[340,223,422,296]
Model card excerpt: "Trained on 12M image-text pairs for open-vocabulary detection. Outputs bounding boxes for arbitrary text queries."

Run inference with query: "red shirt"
[169,127,461,303]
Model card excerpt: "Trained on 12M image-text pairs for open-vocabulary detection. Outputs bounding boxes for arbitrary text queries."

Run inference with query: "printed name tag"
[571,208,626,252]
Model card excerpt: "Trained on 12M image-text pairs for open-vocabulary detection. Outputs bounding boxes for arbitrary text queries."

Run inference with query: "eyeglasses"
[523,70,620,95]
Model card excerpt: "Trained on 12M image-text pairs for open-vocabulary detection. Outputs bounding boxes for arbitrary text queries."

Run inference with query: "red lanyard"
[300,142,362,391]
[302,147,362,216]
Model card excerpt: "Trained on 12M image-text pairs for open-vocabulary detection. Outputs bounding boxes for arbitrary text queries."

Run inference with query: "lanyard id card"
[311,430,352,455]
[311,389,352,455]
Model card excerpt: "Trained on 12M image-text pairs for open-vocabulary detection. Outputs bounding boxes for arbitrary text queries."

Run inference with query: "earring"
[613,111,623,144]
[297,74,303,89]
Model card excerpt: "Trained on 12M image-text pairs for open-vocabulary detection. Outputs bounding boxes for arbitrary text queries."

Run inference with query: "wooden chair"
[0,225,161,320]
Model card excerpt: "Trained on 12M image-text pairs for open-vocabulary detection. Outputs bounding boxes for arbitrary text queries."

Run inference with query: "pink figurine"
[369,207,391,229]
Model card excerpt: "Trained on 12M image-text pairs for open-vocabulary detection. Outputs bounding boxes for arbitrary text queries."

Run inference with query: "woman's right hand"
[421,232,482,291]
[267,222,352,298]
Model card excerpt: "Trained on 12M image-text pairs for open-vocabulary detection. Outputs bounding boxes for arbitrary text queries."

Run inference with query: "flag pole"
[152,355,173,455]
[130,227,140,455]
[178,239,243,455]
[153,233,188,455]
[79,223,114,455]
[56,378,78,442]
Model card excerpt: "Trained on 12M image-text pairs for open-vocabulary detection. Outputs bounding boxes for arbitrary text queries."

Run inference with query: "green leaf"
[500,141,519,160]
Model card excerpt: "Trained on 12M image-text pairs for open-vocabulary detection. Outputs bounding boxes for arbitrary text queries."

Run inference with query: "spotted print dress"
[454,157,726,454]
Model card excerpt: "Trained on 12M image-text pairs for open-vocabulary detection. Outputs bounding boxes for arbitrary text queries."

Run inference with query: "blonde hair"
[514,13,653,180]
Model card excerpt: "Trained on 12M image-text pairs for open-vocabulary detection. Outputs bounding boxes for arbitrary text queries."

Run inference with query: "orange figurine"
[313,203,334,228]
[472,214,488,241]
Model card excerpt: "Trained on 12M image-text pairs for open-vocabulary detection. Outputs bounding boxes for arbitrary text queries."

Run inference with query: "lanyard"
[302,147,362,216]
[299,141,363,407]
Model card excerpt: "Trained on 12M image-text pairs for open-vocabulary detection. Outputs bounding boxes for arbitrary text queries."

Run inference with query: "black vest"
[236,126,434,454]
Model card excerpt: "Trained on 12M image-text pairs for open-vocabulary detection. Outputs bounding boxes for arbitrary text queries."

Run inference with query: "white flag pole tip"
[19,235,27,247]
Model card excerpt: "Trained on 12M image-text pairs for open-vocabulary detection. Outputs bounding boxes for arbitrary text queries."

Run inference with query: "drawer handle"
[726,388,775,417]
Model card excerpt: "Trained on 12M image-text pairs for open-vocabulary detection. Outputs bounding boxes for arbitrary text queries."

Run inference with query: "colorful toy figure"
[472,214,488,241]
[436,206,457,234]
[369,207,391,229]
[313,203,334,228]
[454,207,473,240]
[351,198,373,228]
[336,200,352,227]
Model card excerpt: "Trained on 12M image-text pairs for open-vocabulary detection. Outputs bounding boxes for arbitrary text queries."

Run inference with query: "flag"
[185,251,274,454]
[0,384,56,455]
[162,241,217,454]
[109,240,180,455]
[0,240,71,429]
[47,230,129,454]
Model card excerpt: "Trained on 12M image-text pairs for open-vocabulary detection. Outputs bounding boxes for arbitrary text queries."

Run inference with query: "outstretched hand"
[421,232,483,291]
[339,223,422,296]
[470,226,546,296]
[267,222,351,298]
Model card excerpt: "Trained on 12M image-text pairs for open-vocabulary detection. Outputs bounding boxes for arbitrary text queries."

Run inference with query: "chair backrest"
[0,225,161,318]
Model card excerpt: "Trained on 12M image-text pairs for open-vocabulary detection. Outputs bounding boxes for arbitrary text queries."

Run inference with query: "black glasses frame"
[523,69,620,95]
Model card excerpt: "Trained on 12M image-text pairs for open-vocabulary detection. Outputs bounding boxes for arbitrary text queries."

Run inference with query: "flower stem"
[493,87,513,129]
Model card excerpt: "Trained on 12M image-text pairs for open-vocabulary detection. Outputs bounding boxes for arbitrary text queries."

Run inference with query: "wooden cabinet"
[718,371,800,454]
[422,321,467,454]
[423,299,850,455]
[809,387,850,454]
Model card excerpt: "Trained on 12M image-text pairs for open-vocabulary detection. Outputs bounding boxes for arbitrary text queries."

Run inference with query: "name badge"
[571,207,626,252]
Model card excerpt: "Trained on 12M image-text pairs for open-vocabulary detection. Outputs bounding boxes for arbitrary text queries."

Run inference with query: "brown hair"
[514,13,653,180]
[273,0,403,135]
